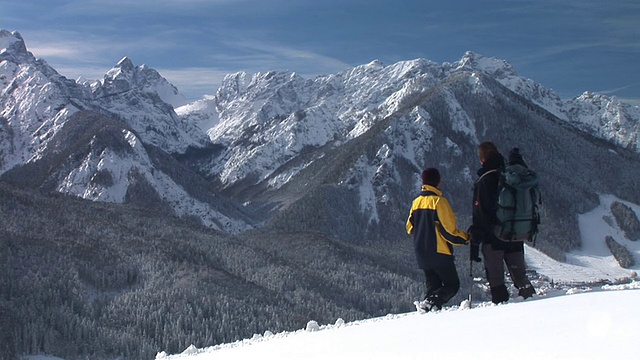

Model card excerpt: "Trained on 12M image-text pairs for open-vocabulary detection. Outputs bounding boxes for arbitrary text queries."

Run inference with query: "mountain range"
[1,28,640,359]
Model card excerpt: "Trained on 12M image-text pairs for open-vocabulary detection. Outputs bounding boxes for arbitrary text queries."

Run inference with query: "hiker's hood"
[505,164,538,188]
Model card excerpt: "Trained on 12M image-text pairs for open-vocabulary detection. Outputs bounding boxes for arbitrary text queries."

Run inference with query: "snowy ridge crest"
[180,51,640,189]
[565,92,640,151]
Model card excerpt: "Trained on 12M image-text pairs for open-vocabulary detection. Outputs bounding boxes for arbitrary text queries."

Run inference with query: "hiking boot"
[491,284,509,304]
[518,284,535,299]
[418,299,441,312]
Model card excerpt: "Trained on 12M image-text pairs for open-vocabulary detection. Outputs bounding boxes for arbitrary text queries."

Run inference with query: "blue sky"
[2,0,639,103]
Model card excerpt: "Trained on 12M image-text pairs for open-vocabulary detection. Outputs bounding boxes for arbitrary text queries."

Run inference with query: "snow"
[54,128,250,233]
[0,35,16,53]
[175,95,220,131]
[0,30,23,54]
[525,194,640,283]
[266,160,314,189]
[158,287,640,360]
[353,154,380,224]
[565,93,640,151]
[573,195,640,276]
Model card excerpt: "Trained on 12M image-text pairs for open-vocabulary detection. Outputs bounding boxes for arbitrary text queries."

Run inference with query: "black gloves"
[468,225,484,244]
[470,244,481,262]
[467,225,482,262]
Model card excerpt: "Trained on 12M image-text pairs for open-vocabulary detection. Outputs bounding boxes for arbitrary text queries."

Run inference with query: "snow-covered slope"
[88,57,209,153]
[518,194,639,283]
[0,30,87,173]
[181,59,444,186]
[175,94,219,132]
[0,110,251,233]
[159,285,640,360]
[1,29,208,173]
[564,92,640,151]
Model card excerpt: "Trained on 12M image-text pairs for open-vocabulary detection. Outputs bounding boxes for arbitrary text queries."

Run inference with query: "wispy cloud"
[54,0,247,16]
[4,0,638,103]
[218,37,352,73]
[157,67,233,99]
[15,21,354,100]
[510,42,612,67]
[52,65,111,82]
[200,25,354,74]
[21,27,188,69]
[25,35,111,62]
[21,29,136,62]
[599,82,640,94]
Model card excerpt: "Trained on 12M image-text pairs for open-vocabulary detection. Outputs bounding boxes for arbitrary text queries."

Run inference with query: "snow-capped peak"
[97,57,188,108]
[0,30,27,55]
[365,59,384,68]
[0,30,33,64]
[448,51,518,80]
[116,56,135,69]
[103,56,136,80]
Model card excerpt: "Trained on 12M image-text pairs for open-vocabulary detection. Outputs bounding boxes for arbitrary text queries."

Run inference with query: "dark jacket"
[471,151,523,252]
[407,185,469,269]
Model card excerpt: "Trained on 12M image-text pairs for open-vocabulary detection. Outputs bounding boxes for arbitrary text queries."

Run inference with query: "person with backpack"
[469,142,536,304]
[407,168,470,312]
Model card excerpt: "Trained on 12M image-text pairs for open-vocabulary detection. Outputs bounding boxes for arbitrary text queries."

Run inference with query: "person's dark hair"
[478,141,498,162]
[421,168,441,187]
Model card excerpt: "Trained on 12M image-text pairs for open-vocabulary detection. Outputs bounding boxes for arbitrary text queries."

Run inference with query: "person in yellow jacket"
[407,168,470,312]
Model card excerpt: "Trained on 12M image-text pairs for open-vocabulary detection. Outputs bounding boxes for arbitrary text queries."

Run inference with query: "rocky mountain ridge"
[2,28,640,248]
[1,30,247,233]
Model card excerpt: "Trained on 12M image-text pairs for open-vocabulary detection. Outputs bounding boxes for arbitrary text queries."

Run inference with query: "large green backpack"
[493,164,542,244]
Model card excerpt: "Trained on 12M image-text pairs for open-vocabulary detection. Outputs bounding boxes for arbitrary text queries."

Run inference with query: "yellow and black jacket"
[407,185,470,268]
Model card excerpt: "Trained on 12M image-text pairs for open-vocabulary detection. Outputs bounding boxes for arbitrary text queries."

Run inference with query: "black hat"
[421,168,441,187]
[509,147,526,166]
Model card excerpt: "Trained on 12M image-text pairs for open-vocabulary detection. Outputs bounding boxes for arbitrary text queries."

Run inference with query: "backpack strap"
[476,169,499,183]
[528,186,541,246]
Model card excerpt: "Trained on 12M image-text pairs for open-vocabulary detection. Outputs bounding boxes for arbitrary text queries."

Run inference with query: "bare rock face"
[611,201,640,241]
[605,235,636,268]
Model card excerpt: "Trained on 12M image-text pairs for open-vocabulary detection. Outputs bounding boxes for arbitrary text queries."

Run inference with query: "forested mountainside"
[0,183,421,359]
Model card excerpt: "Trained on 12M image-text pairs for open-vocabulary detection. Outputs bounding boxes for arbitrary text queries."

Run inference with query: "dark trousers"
[482,242,533,302]
[423,261,460,308]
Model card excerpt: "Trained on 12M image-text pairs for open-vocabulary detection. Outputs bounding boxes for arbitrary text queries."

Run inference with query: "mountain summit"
[0,30,28,59]
[98,56,188,108]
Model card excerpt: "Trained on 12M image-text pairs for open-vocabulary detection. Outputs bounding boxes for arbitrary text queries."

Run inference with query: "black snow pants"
[423,260,461,308]
[482,242,534,303]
